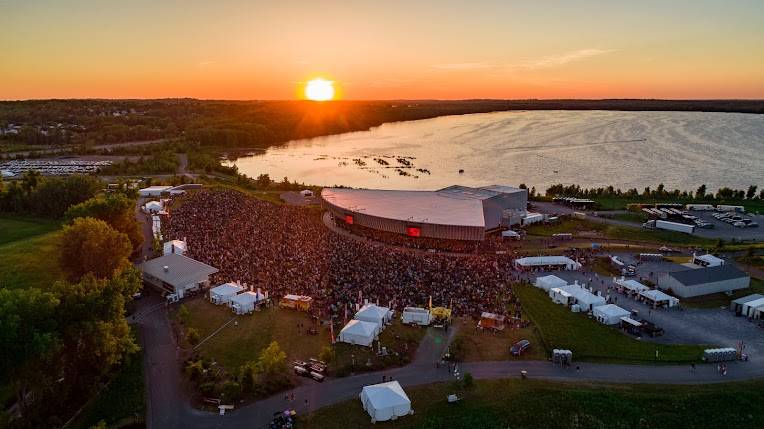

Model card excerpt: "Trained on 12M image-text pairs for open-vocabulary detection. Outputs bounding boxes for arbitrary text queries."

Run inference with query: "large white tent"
[615,278,649,294]
[355,304,393,327]
[593,304,631,325]
[360,381,412,423]
[144,200,163,213]
[209,282,243,305]
[535,275,568,291]
[338,319,379,347]
[562,284,606,311]
[514,256,581,270]
[229,291,266,314]
[401,307,432,326]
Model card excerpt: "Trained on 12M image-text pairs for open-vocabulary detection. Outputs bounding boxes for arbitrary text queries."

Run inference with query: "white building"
[338,319,379,347]
[564,285,606,312]
[593,304,631,325]
[143,200,163,213]
[659,266,749,298]
[535,275,568,291]
[139,186,173,198]
[614,278,650,294]
[360,381,412,423]
[209,282,244,305]
[138,253,218,299]
[741,297,764,319]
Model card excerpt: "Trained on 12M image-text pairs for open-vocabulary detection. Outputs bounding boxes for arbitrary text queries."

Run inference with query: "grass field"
[515,284,707,363]
[682,277,764,309]
[611,212,647,223]
[72,331,145,429]
[299,378,764,429]
[0,216,64,290]
[526,218,715,247]
[451,317,546,362]
[177,298,331,370]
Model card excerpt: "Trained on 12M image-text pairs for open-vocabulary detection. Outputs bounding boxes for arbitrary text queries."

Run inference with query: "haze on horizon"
[1,0,763,100]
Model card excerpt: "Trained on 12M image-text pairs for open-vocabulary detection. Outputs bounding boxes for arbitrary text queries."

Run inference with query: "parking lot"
[532,256,764,358]
[688,210,764,241]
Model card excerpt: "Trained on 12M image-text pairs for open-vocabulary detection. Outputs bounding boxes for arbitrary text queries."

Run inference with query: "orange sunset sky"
[1,0,763,100]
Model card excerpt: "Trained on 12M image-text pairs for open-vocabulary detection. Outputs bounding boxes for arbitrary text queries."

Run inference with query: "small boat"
[458,169,464,174]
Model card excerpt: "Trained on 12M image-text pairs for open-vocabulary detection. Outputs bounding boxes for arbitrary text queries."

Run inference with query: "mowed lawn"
[332,319,426,376]
[0,216,64,289]
[300,378,764,429]
[515,285,707,363]
[178,298,331,370]
[451,317,546,362]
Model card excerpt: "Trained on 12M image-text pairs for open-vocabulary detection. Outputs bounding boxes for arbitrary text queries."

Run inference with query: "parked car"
[510,339,531,356]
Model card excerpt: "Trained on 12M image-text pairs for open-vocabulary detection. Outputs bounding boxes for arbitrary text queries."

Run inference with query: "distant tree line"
[545,183,764,201]
[0,172,102,217]
[2,99,763,152]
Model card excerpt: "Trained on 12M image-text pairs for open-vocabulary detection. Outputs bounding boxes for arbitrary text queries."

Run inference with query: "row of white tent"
[614,277,680,307]
[338,304,394,346]
[209,282,268,314]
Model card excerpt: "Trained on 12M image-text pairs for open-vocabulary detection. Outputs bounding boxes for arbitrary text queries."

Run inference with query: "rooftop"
[668,265,749,286]
[139,253,218,287]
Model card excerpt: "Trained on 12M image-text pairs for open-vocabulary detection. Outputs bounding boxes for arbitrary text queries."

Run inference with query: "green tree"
[746,185,758,200]
[319,345,336,364]
[177,304,190,324]
[257,341,287,376]
[65,194,144,252]
[256,173,272,188]
[186,328,200,346]
[58,217,132,281]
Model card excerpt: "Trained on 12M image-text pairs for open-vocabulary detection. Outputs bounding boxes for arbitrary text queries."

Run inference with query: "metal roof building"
[321,185,527,241]
[138,253,218,299]
[659,265,750,298]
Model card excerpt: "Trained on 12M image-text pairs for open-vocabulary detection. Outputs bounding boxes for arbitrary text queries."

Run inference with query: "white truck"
[716,205,745,213]
[401,307,432,326]
[655,220,695,234]
[685,204,715,211]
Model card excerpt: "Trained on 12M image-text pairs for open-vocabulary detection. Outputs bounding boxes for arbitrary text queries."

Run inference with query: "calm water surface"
[225,110,764,192]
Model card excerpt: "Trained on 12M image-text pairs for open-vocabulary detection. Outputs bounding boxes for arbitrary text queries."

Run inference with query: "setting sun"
[305,78,335,101]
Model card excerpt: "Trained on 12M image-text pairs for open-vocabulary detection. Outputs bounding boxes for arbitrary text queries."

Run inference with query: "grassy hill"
[0,216,64,289]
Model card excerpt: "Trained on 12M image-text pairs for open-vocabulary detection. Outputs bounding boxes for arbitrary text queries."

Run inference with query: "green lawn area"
[682,277,764,309]
[526,218,715,247]
[0,216,64,290]
[451,317,546,362]
[177,298,331,370]
[515,284,707,363]
[299,378,764,429]
[611,212,647,223]
[72,330,145,429]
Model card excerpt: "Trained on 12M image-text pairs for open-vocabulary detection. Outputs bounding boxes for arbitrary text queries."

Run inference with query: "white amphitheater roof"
[321,188,487,227]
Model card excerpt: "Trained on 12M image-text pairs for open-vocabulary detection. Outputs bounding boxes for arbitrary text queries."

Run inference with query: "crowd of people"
[163,189,539,320]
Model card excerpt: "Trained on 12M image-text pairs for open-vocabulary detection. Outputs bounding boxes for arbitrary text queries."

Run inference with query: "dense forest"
[2,99,763,150]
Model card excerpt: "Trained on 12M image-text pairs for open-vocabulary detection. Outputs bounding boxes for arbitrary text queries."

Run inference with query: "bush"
[463,372,474,388]
[221,380,241,402]
[186,328,200,346]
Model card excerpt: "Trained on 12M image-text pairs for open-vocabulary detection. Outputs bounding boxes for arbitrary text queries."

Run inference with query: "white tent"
[615,278,649,293]
[163,239,187,256]
[229,291,266,314]
[593,304,631,325]
[501,230,520,239]
[355,304,393,327]
[144,200,163,213]
[401,307,431,326]
[639,289,680,307]
[300,189,314,197]
[742,297,764,318]
[360,381,412,423]
[338,319,379,346]
[209,282,243,305]
[561,284,606,311]
[514,256,581,270]
[549,287,573,305]
[535,275,568,291]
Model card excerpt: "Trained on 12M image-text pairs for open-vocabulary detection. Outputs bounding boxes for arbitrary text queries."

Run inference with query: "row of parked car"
[680,213,715,229]
[712,212,759,228]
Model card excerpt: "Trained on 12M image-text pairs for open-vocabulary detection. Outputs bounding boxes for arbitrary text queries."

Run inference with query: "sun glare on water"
[305,78,335,101]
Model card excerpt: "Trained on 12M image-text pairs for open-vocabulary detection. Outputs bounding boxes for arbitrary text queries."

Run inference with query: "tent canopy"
[355,304,392,325]
[535,275,568,291]
[360,381,412,422]
[640,289,679,306]
[338,319,379,346]
[616,278,649,292]
[210,282,243,297]
[515,256,581,270]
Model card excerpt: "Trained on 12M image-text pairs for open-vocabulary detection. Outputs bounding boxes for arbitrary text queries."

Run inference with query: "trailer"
[655,220,694,234]
[686,204,715,211]
[717,205,745,213]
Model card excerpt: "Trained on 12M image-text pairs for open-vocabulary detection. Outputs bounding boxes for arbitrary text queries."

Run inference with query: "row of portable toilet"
[703,347,737,363]
[552,349,573,366]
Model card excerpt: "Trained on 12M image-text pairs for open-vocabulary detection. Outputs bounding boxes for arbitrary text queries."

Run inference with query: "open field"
[515,284,707,363]
[299,378,764,429]
[0,216,63,289]
[72,332,145,429]
[681,277,764,309]
[526,218,715,247]
[451,317,546,362]
[176,298,330,370]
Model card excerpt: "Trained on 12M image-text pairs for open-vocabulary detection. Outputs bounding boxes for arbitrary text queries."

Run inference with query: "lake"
[224,110,764,192]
